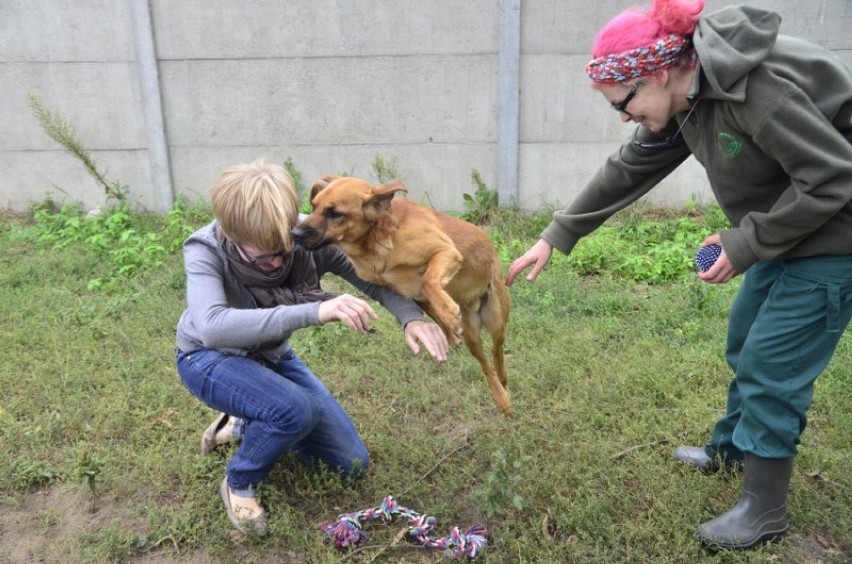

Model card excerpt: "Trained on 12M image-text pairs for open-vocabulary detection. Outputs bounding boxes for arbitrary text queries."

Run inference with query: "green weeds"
[28,92,127,203]
[371,153,401,184]
[284,156,312,213]
[462,168,500,225]
[567,205,731,284]
[75,450,105,513]
[14,196,207,290]
[476,449,532,519]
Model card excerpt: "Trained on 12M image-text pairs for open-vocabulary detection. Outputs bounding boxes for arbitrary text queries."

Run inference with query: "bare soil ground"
[0,486,208,563]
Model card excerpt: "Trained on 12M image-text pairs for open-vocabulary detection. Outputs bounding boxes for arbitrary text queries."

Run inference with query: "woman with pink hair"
[508,0,852,551]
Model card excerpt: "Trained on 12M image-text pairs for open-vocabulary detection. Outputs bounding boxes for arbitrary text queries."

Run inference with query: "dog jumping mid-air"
[291,176,512,414]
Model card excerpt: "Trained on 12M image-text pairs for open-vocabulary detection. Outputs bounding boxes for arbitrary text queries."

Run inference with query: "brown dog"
[291,176,512,414]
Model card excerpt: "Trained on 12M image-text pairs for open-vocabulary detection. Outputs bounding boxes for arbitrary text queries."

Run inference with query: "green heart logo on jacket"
[717,132,742,159]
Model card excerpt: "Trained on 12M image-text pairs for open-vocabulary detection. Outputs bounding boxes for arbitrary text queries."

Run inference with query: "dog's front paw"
[448,325,463,347]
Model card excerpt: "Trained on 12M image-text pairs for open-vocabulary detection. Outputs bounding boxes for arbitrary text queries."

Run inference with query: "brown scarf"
[216,226,336,308]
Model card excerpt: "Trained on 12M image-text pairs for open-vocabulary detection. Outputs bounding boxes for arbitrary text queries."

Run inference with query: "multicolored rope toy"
[319,495,488,558]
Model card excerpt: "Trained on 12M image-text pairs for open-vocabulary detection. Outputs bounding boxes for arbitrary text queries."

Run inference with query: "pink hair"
[591,0,704,58]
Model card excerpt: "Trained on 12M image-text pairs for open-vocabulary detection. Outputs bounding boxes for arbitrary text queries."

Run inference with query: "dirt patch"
[0,485,208,563]
[0,486,313,563]
[1,486,102,562]
[781,532,851,564]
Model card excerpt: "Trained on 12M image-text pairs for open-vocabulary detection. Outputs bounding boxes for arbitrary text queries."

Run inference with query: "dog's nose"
[290,226,308,243]
[291,224,326,250]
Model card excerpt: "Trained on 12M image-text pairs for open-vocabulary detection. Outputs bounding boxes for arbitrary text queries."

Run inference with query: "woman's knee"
[266,392,322,439]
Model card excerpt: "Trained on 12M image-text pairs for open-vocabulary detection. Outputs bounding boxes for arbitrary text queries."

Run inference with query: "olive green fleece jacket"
[541,5,852,273]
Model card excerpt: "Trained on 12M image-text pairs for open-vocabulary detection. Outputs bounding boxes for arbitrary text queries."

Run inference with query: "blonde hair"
[209,158,299,251]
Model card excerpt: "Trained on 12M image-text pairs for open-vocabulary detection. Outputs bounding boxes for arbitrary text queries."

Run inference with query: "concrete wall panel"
[520,53,623,143]
[0,149,152,211]
[0,1,133,62]
[152,0,497,59]
[1,1,849,214]
[520,142,710,211]
[159,55,497,146]
[523,0,642,54]
[3,62,144,151]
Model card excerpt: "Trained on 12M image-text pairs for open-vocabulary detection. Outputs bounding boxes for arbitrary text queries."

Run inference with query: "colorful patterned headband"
[586,34,693,83]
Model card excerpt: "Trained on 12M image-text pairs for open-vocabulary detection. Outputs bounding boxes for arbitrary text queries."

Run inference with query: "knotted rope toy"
[319,495,488,558]
[695,243,722,272]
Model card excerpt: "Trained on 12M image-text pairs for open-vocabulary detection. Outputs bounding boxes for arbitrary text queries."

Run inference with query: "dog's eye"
[325,208,344,221]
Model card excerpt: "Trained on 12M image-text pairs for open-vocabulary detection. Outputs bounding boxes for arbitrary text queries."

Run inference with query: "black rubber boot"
[698,453,793,550]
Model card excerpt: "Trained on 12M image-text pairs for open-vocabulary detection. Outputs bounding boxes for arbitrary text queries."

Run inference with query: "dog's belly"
[380,268,425,299]
[384,266,488,308]
[353,261,425,299]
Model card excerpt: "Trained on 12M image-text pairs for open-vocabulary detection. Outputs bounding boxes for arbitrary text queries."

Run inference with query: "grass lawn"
[0,203,849,563]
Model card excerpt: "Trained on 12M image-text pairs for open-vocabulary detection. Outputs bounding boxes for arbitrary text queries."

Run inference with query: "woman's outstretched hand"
[506,239,553,285]
[404,320,449,362]
[318,294,378,333]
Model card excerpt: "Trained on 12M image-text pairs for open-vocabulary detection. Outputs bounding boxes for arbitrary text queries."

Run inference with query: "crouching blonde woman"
[175,159,447,534]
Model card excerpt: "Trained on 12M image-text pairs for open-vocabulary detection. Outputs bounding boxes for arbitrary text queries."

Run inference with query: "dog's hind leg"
[481,277,510,388]
[487,318,508,388]
[462,308,512,415]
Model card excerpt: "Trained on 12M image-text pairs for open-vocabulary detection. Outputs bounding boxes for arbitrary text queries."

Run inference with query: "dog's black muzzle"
[290,225,328,250]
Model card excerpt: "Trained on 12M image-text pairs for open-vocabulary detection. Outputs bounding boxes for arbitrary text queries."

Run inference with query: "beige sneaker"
[200,413,236,455]
[220,478,268,535]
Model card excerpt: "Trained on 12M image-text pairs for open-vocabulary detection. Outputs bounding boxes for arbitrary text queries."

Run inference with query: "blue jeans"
[177,348,368,491]
[707,255,852,460]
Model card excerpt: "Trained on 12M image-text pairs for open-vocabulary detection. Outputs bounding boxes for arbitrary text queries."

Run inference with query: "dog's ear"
[371,179,407,200]
[364,180,407,220]
[310,175,339,203]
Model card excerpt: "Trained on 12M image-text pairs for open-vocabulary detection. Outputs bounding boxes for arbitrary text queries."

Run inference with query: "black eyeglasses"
[633,100,699,150]
[611,83,640,117]
[237,244,288,267]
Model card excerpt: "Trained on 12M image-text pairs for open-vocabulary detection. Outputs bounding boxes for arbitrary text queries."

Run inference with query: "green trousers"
[707,254,852,461]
